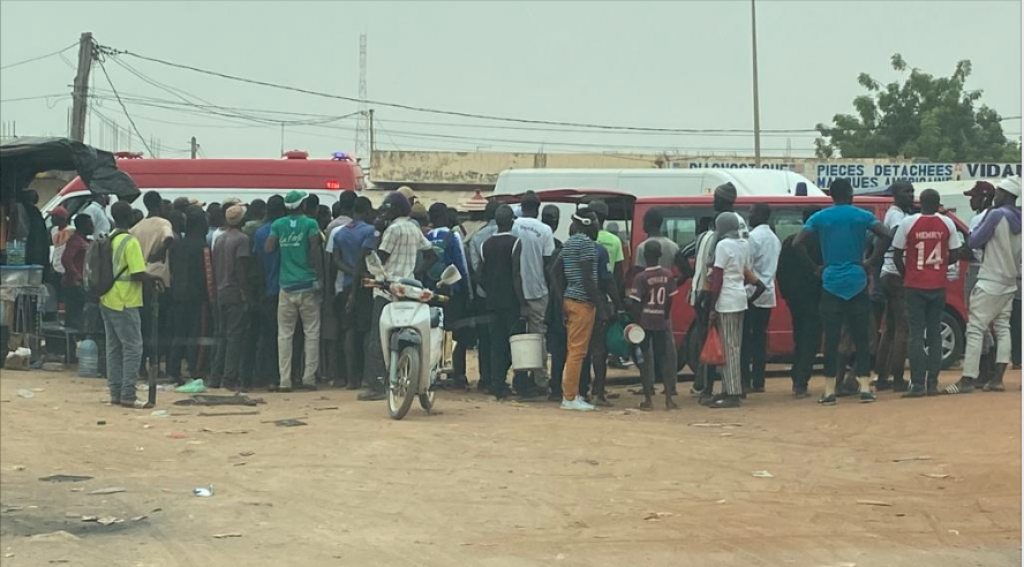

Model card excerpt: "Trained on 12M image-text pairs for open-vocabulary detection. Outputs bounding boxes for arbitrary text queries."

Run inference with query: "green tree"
[816,54,1020,161]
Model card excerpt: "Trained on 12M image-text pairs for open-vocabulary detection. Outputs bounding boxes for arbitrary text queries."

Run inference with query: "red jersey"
[627,266,677,331]
[892,213,960,290]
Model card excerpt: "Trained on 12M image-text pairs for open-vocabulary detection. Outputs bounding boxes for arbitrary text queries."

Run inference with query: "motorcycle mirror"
[365,252,385,277]
[438,265,462,286]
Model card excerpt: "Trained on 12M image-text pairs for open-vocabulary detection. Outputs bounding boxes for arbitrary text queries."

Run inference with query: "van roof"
[57,157,363,196]
[635,195,895,205]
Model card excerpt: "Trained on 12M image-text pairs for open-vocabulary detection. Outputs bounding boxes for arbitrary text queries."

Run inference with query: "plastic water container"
[509,333,544,371]
[77,337,100,378]
[6,239,26,265]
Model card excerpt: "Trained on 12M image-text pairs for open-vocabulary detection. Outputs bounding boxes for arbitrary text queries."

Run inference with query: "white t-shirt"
[880,205,907,276]
[714,238,750,314]
[511,217,555,300]
[745,224,781,309]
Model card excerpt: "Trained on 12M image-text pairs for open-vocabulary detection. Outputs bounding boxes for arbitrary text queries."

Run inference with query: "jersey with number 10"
[892,213,960,290]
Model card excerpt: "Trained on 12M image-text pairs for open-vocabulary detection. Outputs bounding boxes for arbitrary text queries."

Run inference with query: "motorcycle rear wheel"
[388,346,420,420]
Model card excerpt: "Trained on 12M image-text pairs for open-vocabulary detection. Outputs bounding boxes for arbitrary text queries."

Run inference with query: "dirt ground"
[0,365,1020,567]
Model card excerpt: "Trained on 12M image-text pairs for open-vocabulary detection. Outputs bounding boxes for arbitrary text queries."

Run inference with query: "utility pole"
[750,0,762,166]
[354,32,369,162]
[190,136,198,159]
[71,32,94,143]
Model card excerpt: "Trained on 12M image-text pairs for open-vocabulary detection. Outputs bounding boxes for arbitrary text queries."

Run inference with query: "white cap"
[998,176,1021,197]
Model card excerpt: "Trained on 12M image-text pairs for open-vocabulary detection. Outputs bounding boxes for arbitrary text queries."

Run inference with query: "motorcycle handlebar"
[362,278,450,304]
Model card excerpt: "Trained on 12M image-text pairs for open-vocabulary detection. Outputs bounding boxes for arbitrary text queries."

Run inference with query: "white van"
[493,168,824,239]
[494,168,824,198]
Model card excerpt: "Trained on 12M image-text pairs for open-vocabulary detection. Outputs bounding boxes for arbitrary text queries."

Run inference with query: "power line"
[101,44,830,135]
[0,94,68,103]
[0,42,77,71]
[96,57,153,156]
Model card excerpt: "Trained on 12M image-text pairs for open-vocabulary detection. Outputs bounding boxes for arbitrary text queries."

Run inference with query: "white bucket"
[509,333,544,371]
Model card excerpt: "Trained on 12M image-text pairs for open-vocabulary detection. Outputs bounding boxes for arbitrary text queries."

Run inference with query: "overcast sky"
[1,0,1020,160]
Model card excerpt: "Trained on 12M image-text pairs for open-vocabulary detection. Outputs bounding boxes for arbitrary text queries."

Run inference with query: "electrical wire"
[0,42,78,71]
[96,57,153,156]
[0,94,68,103]
[102,44,836,135]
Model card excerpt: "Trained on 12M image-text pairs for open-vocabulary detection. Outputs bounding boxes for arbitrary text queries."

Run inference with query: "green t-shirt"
[271,215,320,291]
[596,230,624,272]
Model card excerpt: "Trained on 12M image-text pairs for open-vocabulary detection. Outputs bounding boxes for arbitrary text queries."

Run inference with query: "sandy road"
[0,367,1020,567]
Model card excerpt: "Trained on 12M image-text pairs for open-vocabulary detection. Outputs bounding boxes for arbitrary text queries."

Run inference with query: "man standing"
[777,207,823,398]
[511,192,556,397]
[466,200,499,393]
[874,181,915,392]
[210,205,253,391]
[101,202,162,408]
[558,210,603,411]
[359,192,434,401]
[541,205,567,402]
[61,214,93,330]
[426,202,473,390]
[130,191,175,378]
[80,194,111,237]
[741,203,781,394]
[945,177,1021,394]
[48,206,73,280]
[892,189,961,397]
[589,200,625,290]
[962,181,999,382]
[331,196,377,391]
[482,205,521,400]
[265,190,324,393]
[325,190,357,238]
[635,208,679,269]
[251,195,285,389]
[166,208,208,385]
[795,179,892,406]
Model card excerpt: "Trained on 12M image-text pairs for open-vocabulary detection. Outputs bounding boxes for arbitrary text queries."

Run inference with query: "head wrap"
[715,211,743,240]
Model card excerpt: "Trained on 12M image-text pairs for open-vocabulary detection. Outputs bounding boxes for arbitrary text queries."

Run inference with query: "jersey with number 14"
[892,213,960,290]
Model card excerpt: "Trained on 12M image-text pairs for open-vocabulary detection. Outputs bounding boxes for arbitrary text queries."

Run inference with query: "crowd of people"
[47,175,1022,411]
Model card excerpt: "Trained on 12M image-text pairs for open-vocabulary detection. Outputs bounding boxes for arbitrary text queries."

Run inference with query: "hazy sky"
[0,1,1020,160]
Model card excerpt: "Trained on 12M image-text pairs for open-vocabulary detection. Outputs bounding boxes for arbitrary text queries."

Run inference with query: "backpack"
[83,231,133,301]
[426,229,455,283]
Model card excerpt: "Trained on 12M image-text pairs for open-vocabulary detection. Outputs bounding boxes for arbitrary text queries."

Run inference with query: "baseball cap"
[997,176,1021,197]
[963,180,995,197]
[284,190,308,210]
[49,206,70,219]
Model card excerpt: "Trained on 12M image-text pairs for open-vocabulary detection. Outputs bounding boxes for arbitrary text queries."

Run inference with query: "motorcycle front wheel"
[388,346,420,420]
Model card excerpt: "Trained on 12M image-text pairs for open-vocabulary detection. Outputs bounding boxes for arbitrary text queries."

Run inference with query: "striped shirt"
[562,233,598,303]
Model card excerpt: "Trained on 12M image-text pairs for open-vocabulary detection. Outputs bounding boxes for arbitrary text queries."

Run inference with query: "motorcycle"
[364,253,462,420]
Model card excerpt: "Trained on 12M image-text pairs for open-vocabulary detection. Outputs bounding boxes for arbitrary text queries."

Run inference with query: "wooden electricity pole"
[71,32,94,143]
[190,136,198,159]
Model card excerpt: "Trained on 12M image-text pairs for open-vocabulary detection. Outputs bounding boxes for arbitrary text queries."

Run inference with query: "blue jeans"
[101,305,143,402]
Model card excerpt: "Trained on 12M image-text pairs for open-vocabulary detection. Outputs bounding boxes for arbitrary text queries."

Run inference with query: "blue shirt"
[425,227,469,293]
[252,221,280,297]
[332,220,377,291]
[803,205,879,300]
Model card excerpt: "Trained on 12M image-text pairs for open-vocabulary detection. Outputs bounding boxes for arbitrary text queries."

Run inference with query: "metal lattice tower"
[354,32,369,162]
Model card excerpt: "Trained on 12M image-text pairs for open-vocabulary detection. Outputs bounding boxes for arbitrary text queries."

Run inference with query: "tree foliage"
[815,54,1020,162]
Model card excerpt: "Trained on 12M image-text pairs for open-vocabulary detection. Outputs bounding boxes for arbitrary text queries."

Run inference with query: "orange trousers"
[562,299,596,401]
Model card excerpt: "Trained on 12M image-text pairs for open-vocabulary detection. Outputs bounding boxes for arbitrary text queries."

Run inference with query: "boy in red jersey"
[892,189,961,397]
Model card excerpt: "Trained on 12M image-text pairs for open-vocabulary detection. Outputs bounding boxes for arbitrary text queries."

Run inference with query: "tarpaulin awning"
[0,137,139,202]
